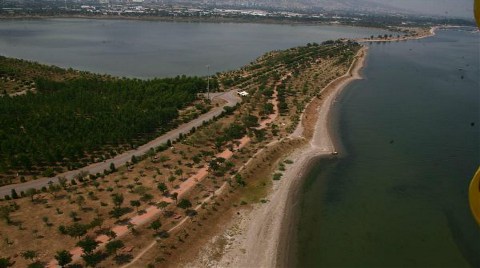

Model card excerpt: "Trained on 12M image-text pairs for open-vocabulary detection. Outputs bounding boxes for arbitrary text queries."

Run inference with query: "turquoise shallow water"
[295,29,480,267]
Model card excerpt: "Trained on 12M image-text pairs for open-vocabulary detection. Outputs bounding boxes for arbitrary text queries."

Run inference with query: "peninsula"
[0,39,363,267]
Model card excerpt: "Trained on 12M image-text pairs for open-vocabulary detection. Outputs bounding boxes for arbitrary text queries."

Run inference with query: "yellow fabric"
[469,167,480,226]
[475,0,480,28]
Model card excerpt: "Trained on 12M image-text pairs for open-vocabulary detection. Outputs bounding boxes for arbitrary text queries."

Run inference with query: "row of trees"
[0,56,74,80]
[0,239,130,267]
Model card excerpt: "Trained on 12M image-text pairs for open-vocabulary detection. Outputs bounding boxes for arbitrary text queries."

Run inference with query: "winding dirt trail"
[47,73,289,267]
[200,47,368,268]
[117,72,290,268]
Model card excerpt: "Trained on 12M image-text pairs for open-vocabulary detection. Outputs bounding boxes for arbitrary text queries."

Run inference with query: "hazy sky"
[367,0,474,19]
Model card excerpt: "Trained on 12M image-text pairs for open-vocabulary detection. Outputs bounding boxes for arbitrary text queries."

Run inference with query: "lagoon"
[0,19,388,78]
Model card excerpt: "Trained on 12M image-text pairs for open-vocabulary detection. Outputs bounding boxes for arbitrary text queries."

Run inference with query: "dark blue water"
[295,29,480,267]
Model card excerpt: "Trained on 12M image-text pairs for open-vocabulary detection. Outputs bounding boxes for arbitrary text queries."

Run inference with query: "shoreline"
[0,14,369,26]
[194,46,368,267]
[0,14,322,24]
[277,46,368,268]
[0,15,405,37]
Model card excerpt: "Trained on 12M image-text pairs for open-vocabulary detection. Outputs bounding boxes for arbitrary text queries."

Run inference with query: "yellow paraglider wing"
[475,0,480,28]
[469,167,480,226]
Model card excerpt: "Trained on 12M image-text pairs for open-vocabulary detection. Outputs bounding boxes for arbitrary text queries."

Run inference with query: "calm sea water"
[0,19,389,78]
[295,29,480,267]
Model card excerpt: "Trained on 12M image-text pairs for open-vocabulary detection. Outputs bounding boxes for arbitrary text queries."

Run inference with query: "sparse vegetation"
[0,41,360,267]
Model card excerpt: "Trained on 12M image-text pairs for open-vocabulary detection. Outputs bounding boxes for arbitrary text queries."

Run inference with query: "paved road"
[0,90,241,197]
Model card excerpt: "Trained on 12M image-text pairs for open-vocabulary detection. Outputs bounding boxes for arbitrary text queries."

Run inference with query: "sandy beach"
[187,47,368,268]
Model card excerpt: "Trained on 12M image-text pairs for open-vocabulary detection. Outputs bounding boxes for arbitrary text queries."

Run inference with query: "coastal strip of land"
[356,26,438,43]
[0,41,361,267]
[188,46,367,268]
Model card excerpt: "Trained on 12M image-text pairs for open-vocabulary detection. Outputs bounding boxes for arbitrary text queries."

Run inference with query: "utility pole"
[206,64,210,100]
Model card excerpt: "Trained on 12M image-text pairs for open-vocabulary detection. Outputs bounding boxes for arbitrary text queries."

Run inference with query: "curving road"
[0,90,241,198]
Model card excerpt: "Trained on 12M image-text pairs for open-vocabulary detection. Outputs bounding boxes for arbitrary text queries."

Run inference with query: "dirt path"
[191,47,368,268]
[7,88,34,96]
[46,75,289,266]
[46,133,239,267]
[0,90,241,198]
[116,72,289,267]
[50,49,361,266]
